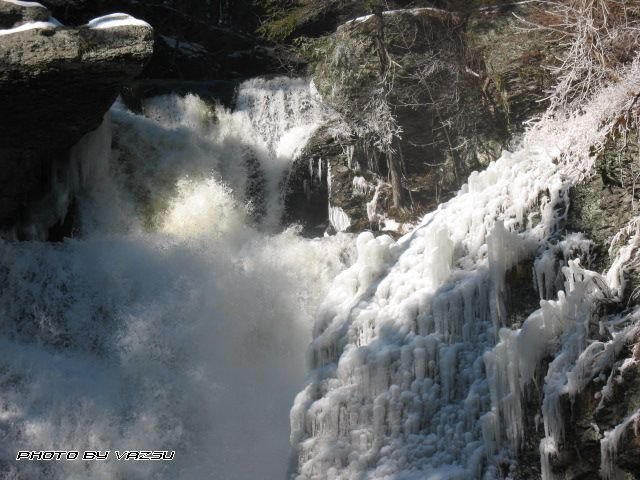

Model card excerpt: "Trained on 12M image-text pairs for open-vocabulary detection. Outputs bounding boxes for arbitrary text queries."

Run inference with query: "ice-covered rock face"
[289,62,640,479]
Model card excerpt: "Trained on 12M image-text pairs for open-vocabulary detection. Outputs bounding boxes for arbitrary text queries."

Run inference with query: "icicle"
[290,61,640,480]
[600,412,639,479]
[352,176,373,197]
[329,205,351,233]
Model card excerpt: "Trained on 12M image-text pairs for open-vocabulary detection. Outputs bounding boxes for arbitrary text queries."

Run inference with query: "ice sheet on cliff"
[290,61,640,480]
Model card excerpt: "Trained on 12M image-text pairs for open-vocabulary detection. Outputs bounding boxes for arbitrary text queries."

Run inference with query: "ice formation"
[290,61,640,479]
[601,406,640,479]
[352,176,374,197]
[0,78,353,479]
[329,205,352,233]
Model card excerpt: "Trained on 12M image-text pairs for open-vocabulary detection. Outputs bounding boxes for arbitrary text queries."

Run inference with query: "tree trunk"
[372,3,409,211]
[372,4,388,80]
[389,150,408,210]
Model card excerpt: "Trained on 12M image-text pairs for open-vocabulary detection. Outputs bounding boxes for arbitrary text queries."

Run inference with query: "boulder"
[0,12,153,150]
[284,4,555,234]
[0,3,153,235]
[0,0,50,28]
[38,0,282,81]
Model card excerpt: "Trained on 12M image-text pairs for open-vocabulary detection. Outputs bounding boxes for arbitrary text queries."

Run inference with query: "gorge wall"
[0,1,153,238]
[2,0,640,478]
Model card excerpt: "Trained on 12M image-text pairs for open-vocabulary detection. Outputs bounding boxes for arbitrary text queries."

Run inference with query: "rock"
[466,4,558,129]
[257,0,503,41]
[285,4,554,234]
[616,413,640,476]
[39,0,283,81]
[550,337,640,479]
[0,16,153,149]
[567,129,640,305]
[0,4,153,234]
[283,125,333,236]
[0,0,50,28]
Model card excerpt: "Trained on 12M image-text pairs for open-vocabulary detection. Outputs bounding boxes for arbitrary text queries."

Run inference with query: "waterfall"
[0,78,353,480]
[3,61,640,479]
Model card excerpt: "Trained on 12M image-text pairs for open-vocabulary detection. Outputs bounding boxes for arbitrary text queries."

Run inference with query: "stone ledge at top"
[0,1,154,151]
[0,1,153,233]
[0,0,50,29]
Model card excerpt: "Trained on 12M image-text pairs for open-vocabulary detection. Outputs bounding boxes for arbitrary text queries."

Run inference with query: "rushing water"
[0,78,354,480]
[4,64,640,480]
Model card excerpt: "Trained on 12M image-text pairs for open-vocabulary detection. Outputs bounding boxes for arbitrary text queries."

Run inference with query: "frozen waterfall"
[289,62,640,479]
[2,61,640,480]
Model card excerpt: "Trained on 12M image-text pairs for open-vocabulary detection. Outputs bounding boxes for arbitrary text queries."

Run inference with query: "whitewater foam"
[0,78,352,480]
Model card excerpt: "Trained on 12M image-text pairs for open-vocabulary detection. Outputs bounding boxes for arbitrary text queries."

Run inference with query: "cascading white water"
[0,78,354,480]
[3,60,639,479]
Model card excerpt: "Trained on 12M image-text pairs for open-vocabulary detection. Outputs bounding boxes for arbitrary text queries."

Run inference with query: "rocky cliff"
[2,0,640,478]
[0,1,153,238]
[284,3,556,236]
[275,2,640,479]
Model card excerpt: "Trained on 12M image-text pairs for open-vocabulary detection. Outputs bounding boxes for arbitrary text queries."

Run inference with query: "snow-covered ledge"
[0,7,151,36]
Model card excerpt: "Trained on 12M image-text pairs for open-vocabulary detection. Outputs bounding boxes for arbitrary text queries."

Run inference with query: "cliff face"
[0,2,153,237]
[2,1,640,477]
[284,4,557,235]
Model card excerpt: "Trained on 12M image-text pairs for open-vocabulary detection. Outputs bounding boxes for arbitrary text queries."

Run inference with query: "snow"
[160,35,207,58]
[343,7,450,26]
[86,13,151,30]
[2,0,45,7]
[290,60,640,479]
[0,19,57,35]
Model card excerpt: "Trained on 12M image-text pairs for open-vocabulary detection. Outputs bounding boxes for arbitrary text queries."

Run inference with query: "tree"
[370,1,410,211]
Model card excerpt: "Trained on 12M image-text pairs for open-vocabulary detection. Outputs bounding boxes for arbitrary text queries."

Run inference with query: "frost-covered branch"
[529,0,640,113]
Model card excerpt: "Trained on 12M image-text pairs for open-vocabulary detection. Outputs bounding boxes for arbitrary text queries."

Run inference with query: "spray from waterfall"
[0,78,353,480]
